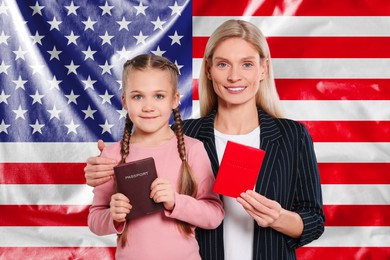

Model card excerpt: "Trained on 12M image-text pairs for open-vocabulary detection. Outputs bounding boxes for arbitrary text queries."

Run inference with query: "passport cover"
[114,157,163,220]
[213,141,265,198]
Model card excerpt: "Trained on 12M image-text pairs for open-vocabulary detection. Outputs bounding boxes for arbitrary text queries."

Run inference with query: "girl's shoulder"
[101,141,122,160]
[182,134,203,147]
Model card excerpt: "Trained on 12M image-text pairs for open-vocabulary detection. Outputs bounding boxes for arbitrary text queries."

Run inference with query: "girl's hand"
[110,193,132,223]
[150,178,175,211]
[237,190,282,228]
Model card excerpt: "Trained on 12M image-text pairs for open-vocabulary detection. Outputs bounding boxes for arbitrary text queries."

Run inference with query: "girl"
[87,54,224,260]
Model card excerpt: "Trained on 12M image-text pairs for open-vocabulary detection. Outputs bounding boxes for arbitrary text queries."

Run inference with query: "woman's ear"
[205,59,212,80]
[260,58,269,80]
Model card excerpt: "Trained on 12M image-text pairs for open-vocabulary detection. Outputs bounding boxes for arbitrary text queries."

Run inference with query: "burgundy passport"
[213,141,265,198]
[114,157,163,220]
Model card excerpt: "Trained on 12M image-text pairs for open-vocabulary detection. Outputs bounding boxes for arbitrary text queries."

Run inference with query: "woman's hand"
[84,140,117,187]
[150,178,175,211]
[237,190,303,238]
[110,193,132,223]
[237,190,282,228]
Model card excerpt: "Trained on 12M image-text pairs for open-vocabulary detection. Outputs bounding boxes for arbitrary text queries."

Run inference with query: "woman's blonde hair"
[118,54,198,247]
[199,19,284,118]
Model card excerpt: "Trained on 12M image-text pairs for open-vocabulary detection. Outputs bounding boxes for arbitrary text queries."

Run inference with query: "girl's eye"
[133,95,142,100]
[155,94,164,100]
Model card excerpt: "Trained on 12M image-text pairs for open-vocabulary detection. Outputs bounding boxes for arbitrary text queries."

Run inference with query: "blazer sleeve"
[287,124,325,248]
[165,140,224,229]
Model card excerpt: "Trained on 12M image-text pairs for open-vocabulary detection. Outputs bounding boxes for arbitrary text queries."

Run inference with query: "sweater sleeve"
[165,140,224,229]
[287,125,325,248]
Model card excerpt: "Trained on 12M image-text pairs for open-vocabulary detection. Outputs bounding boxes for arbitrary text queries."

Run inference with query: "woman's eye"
[133,95,142,100]
[243,63,253,68]
[217,62,227,68]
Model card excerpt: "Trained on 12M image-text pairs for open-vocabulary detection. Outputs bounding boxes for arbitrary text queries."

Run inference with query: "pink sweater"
[88,135,224,260]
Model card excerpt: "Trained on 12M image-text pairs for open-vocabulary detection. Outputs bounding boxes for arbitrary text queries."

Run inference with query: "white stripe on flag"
[0,227,116,247]
[272,58,390,79]
[321,184,390,205]
[1,226,388,247]
[0,142,113,162]
[191,100,390,121]
[2,142,389,163]
[193,16,390,36]
[308,226,390,247]
[314,142,390,163]
[0,184,93,205]
[192,58,390,79]
[282,100,390,121]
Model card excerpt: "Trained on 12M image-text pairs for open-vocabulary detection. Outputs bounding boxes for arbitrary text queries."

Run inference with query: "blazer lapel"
[198,110,220,175]
[256,108,283,195]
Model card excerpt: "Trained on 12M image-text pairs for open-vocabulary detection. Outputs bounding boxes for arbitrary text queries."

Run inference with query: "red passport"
[213,141,265,198]
[114,157,163,220]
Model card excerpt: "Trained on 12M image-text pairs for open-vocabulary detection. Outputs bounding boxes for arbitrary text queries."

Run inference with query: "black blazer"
[181,108,325,260]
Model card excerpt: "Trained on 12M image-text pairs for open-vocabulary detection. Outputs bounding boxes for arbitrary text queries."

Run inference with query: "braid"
[120,114,132,163]
[173,108,187,162]
[118,113,133,248]
[173,107,198,235]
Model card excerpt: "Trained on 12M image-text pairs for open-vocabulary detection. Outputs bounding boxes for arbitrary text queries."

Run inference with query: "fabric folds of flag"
[192,0,390,259]
[1,0,191,258]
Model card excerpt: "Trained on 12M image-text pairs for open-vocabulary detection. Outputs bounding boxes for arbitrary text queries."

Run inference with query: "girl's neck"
[131,128,175,147]
[215,102,259,135]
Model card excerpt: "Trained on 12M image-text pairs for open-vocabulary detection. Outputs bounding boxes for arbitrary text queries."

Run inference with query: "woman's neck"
[215,102,259,135]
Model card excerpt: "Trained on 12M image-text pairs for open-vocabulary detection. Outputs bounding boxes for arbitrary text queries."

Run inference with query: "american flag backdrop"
[0,0,389,259]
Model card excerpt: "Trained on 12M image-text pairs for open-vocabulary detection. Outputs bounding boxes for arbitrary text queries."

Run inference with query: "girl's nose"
[141,100,155,112]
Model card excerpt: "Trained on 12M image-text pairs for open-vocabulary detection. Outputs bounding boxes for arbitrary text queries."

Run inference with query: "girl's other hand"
[150,178,175,211]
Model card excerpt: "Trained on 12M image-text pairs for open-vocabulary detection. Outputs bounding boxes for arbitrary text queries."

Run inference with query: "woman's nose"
[227,67,240,82]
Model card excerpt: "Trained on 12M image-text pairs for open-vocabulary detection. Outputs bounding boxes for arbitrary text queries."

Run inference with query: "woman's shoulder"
[273,117,312,140]
[180,118,204,138]
[182,117,204,129]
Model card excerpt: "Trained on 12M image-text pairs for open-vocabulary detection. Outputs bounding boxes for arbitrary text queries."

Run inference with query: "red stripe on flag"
[323,205,390,226]
[302,121,390,142]
[3,163,387,186]
[0,247,116,259]
[297,247,390,260]
[2,204,389,227]
[193,37,390,58]
[192,79,390,100]
[318,163,390,184]
[193,0,390,16]
[193,37,208,58]
[0,163,86,184]
[192,79,199,100]
[0,205,89,226]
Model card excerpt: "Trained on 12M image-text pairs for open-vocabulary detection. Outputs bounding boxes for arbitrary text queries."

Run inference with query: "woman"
[85,19,325,259]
